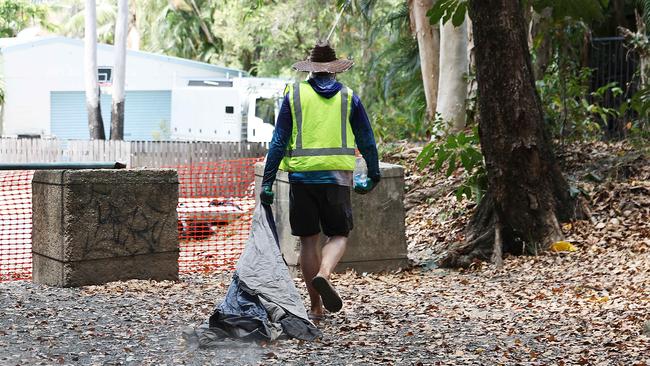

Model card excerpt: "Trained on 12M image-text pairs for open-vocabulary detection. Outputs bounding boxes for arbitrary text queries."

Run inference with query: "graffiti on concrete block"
[77,185,174,259]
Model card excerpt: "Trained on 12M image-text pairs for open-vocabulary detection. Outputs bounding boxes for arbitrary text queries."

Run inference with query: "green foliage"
[537,56,628,141]
[534,0,650,142]
[538,66,602,140]
[532,0,607,22]
[0,0,51,105]
[49,0,117,44]
[417,126,486,203]
[0,0,51,37]
[625,85,650,116]
[366,2,428,141]
[53,0,222,61]
[132,0,222,63]
[618,86,650,143]
[206,0,344,75]
[427,0,467,27]
[589,82,623,127]
[427,0,606,26]
[621,26,650,58]
[533,13,614,141]
[160,0,222,62]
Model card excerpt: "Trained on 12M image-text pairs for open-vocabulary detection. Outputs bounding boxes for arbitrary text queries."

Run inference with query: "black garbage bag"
[185,204,321,347]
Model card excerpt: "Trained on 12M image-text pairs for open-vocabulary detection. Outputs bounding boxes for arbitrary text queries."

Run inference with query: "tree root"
[439,227,494,268]
[439,189,572,268]
[491,220,503,268]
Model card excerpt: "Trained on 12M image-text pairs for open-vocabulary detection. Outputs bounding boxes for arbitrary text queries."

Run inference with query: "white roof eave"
[0,36,246,76]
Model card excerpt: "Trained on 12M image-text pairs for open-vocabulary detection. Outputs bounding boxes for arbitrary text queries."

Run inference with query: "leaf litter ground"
[0,141,648,365]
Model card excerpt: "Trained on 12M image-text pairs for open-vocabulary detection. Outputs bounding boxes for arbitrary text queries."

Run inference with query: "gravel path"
[1,258,648,365]
[0,274,239,366]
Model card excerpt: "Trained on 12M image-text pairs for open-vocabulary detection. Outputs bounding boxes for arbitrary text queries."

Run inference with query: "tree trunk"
[111,0,128,141]
[85,0,105,140]
[436,16,469,133]
[440,0,587,268]
[127,0,140,50]
[408,0,439,121]
[466,16,477,121]
[529,7,552,80]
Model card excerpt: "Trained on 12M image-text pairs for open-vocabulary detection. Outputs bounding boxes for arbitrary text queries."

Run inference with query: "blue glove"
[353,177,377,195]
[260,185,274,205]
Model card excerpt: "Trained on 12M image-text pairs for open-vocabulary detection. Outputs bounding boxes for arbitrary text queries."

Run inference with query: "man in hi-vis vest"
[260,42,380,321]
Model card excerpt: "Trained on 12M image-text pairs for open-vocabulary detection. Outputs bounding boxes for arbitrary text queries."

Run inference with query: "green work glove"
[353,177,376,195]
[260,185,274,205]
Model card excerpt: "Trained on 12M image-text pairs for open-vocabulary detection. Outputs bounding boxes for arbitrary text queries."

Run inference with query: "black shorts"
[289,184,353,237]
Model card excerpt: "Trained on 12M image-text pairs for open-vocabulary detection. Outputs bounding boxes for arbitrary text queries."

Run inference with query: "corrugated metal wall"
[124,91,171,140]
[50,91,171,140]
[50,92,111,139]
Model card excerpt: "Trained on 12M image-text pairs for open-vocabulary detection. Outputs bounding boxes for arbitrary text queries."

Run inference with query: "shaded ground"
[1,141,649,365]
[1,262,647,365]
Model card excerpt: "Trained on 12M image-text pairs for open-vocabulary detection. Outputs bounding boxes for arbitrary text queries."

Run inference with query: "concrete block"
[32,169,179,287]
[32,252,179,287]
[254,159,408,273]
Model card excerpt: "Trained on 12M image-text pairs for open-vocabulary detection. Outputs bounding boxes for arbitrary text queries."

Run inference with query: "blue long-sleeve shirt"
[262,76,380,187]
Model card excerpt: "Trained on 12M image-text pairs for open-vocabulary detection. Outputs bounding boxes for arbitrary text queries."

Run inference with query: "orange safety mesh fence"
[0,170,33,282]
[0,158,262,281]
[174,158,261,273]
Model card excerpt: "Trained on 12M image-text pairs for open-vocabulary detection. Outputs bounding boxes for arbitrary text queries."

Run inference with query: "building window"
[98,67,113,84]
[255,98,275,126]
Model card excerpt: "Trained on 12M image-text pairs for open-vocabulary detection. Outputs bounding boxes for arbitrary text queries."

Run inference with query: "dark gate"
[589,36,639,138]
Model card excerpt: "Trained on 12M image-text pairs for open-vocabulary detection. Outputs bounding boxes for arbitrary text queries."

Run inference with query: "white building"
[0,36,263,141]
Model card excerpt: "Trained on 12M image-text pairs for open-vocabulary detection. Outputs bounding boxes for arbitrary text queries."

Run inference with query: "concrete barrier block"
[32,169,179,287]
[32,252,179,287]
[254,159,408,273]
[31,179,64,261]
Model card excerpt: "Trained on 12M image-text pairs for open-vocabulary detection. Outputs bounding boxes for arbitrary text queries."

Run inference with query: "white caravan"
[170,77,287,143]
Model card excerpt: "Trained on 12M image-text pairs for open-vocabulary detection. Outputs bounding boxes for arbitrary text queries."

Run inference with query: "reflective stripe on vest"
[285,147,356,157]
[279,81,356,172]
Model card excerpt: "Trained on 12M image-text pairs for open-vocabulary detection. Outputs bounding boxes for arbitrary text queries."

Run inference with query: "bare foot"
[310,305,324,317]
[308,306,324,322]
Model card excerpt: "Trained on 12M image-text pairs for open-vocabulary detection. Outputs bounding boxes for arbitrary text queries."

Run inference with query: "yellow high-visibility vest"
[279,81,356,172]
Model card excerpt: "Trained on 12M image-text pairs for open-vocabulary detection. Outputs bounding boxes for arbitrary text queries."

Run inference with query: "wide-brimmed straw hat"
[292,41,354,73]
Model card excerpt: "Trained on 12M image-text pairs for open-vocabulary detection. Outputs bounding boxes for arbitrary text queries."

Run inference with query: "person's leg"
[316,235,347,279]
[309,185,353,313]
[300,234,323,316]
[289,184,323,316]
[317,185,353,279]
